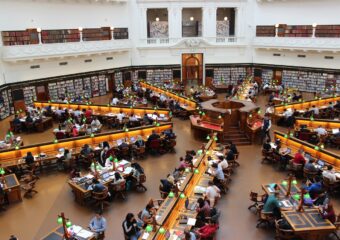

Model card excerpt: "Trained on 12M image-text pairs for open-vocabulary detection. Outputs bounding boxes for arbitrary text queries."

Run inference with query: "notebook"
[332,128,340,134]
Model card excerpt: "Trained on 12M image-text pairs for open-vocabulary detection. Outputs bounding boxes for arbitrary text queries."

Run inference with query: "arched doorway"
[182,53,203,86]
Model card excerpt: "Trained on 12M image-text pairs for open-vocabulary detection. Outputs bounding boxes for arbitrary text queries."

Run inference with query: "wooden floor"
[0,93,339,240]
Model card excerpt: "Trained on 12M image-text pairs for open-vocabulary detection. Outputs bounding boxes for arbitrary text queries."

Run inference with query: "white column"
[140,7,148,40]
[172,7,182,39]
[168,7,174,38]
[234,8,239,37]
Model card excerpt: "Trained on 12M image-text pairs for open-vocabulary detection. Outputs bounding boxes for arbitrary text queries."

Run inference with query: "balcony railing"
[2,39,131,62]
[139,37,245,48]
[253,37,340,51]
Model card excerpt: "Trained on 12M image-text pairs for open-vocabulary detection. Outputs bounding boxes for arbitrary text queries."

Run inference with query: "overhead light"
[78,27,83,32]
[190,16,194,21]
[224,17,228,21]
[312,23,317,28]
[155,17,160,22]
[275,23,279,28]
[36,28,41,33]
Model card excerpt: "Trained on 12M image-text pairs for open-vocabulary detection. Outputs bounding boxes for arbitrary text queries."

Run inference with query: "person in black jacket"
[122,213,141,240]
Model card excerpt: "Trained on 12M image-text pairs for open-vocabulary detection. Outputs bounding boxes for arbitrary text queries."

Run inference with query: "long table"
[140,81,197,110]
[139,135,216,240]
[0,123,173,169]
[295,118,340,131]
[33,101,171,119]
[40,225,95,240]
[273,131,340,169]
[10,116,53,132]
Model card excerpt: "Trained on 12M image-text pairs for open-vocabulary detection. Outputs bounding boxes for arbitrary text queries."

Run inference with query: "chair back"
[92,187,109,201]
[137,146,146,154]
[249,191,258,202]
[292,162,303,171]
[149,139,161,149]
[159,185,168,199]
[275,219,295,239]
[111,180,126,192]
[323,176,333,187]
[139,174,146,183]
[55,131,65,139]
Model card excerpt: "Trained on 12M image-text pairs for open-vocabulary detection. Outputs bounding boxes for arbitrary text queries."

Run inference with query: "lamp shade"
[57,217,63,224]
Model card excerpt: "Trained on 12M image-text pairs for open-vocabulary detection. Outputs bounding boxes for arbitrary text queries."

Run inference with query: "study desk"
[10,116,53,132]
[295,118,340,131]
[2,174,22,203]
[262,182,300,197]
[274,96,340,116]
[274,131,340,169]
[140,81,197,109]
[40,225,95,240]
[282,209,336,240]
[0,139,23,152]
[0,123,173,169]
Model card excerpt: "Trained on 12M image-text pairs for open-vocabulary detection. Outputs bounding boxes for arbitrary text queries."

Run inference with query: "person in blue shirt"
[304,176,323,199]
[89,211,107,238]
[263,191,281,219]
[92,179,106,193]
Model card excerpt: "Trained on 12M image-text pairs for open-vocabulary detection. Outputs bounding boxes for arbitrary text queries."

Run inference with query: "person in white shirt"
[55,107,64,117]
[315,125,327,136]
[117,111,125,122]
[310,105,319,115]
[91,117,102,129]
[73,109,82,118]
[217,156,228,170]
[111,97,119,105]
[283,109,293,119]
[323,165,338,183]
[265,105,274,114]
[129,114,138,122]
[159,94,167,102]
[205,181,221,207]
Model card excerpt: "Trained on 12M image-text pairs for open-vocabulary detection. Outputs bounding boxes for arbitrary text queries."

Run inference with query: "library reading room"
[1,0,340,240]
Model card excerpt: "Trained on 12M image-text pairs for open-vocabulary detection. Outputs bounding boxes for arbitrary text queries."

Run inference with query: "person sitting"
[204,181,221,207]
[172,167,185,181]
[310,105,319,116]
[315,125,327,136]
[320,203,336,224]
[71,125,79,137]
[293,149,306,165]
[304,176,323,199]
[147,130,160,142]
[160,177,174,194]
[195,220,219,239]
[117,111,125,123]
[55,107,64,117]
[118,139,129,150]
[217,156,228,171]
[210,163,225,182]
[89,211,107,238]
[135,136,145,148]
[122,213,141,240]
[143,114,152,125]
[328,102,334,109]
[322,165,338,183]
[196,198,211,227]
[263,191,281,219]
[90,178,106,193]
[79,144,93,167]
[334,100,340,109]
[91,117,102,129]
[184,229,197,240]
[85,108,92,119]
[25,113,33,124]
[140,204,155,228]
[25,152,35,168]
[228,141,238,155]
[164,129,176,139]
[129,114,138,122]
[224,146,235,162]
[111,97,119,105]
[100,147,109,167]
[304,159,319,174]
[12,115,22,132]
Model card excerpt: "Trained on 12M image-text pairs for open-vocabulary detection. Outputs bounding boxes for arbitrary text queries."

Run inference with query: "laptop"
[332,128,340,134]
[159,114,165,118]
[59,148,65,153]
[116,139,123,146]
[286,148,292,154]
[130,137,136,143]
[317,159,325,167]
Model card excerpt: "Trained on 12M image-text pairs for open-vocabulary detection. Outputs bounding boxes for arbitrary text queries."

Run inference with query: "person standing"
[261,114,272,143]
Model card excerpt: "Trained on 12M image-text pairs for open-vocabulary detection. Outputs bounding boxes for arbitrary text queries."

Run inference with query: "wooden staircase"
[223,126,251,146]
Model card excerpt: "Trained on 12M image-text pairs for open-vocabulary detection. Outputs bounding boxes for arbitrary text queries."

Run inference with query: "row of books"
[212,67,247,86]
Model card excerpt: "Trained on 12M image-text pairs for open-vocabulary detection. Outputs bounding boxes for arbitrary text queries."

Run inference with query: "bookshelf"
[146,69,173,86]
[114,71,123,88]
[1,29,39,46]
[113,28,129,39]
[256,26,275,37]
[230,67,247,84]
[91,76,100,97]
[213,68,231,86]
[284,25,312,37]
[0,89,11,120]
[316,25,340,38]
[83,27,111,41]
[261,69,274,84]
[74,78,84,96]
[282,70,327,92]
[98,74,107,96]
[48,82,59,101]
[132,71,139,84]
[83,77,92,98]
[23,86,37,106]
[41,29,80,43]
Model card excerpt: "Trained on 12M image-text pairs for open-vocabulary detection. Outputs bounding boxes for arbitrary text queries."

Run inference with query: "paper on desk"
[123,167,133,175]
[142,232,150,239]
[69,225,82,234]
[77,229,94,238]
[119,160,130,166]
[187,218,196,226]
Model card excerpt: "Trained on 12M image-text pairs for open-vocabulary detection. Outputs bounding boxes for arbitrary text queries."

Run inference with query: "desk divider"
[274,96,340,115]
[273,131,340,168]
[295,118,340,130]
[139,81,197,109]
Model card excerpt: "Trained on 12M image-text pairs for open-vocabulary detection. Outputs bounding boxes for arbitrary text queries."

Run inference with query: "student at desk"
[195,220,219,239]
[293,149,306,165]
[263,191,281,219]
[205,181,221,207]
[91,117,102,129]
[304,159,319,174]
[184,229,197,240]
[147,130,160,142]
[315,125,327,136]
[304,176,323,199]
[134,136,145,148]
[140,204,155,228]
[91,179,106,193]
[310,105,319,115]
[320,203,336,224]
[262,139,272,151]
[25,152,35,168]
[100,147,109,167]
[196,198,211,227]
[322,165,338,183]
[122,213,141,240]
[89,211,107,238]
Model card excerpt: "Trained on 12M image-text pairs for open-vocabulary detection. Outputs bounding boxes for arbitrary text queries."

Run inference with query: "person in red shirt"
[293,149,306,165]
[196,221,219,238]
[85,109,92,119]
[72,126,79,137]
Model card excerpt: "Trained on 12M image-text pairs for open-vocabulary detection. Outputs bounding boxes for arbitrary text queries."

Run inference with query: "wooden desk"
[10,117,53,132]
[190,115,223,133]
[140,81,197,109]
[40,225,95,240]
[282,209,336,240]
[3,174,21,203]
[295,118,340,131]
[0,139,23,152]
[262,182,300,197]
[274,131,340,169]
[0,124,173,169]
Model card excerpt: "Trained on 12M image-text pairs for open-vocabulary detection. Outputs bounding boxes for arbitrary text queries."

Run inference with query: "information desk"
[282,209,335,240]
[40,225,95,240]
[295,118,340,131]
[190,115,223,135]
[33,101,171,119]
[139,136,217,240]
[2,174,21,203]
[140,81,197,109]
[274,96,340,116]
[273,131,340,169]
[0,123,173,169]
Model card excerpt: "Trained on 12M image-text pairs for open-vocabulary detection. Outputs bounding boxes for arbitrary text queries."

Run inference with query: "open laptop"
[159,114,165,118]
[317,159,325,168]
[332,128,340,134]
[286,148,292,154]
[116,139,123,146]
[130,136,136,143]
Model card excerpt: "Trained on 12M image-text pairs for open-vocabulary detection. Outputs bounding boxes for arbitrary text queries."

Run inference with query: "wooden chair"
[25,122,35,133]
[256,209,274,228]
[133,146,146,160]
[148,139,161,155]
[229,155,240,168]
[323,176,336,195]
[329,214,340,240]
[261,149,273,164]
[248,191,265,214]
[110,180,126,200]
[274,219,296,240]
[92,187,110,212]
[303,168,318,182]
[159,185,168,199]
[218,179,229,194]
[290,162,303,178]
[22,179,38,198]
[135,174,147,192]
[120,146,130,160]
